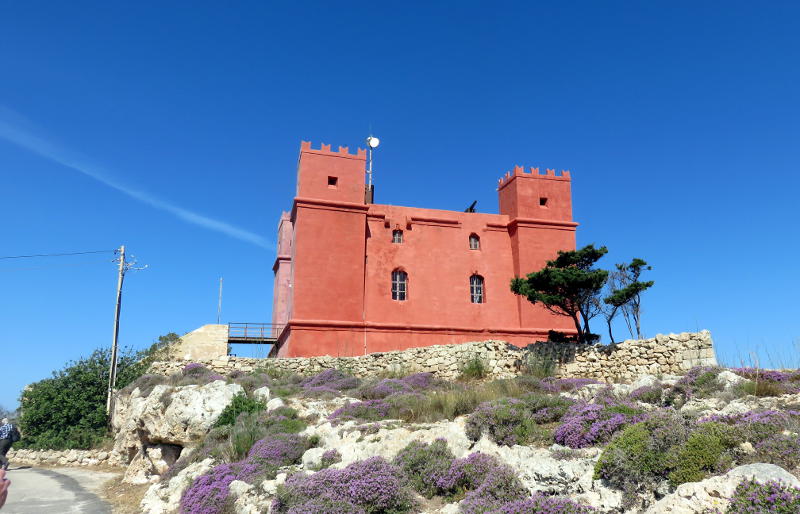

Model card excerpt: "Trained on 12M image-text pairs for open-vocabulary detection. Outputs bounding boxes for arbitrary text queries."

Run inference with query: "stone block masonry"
[149,331,716,383]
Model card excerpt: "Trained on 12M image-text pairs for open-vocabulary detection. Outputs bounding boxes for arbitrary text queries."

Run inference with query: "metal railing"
[227,322,286,341]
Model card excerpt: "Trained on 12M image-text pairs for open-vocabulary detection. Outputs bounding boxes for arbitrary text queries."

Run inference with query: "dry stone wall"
[7,448,124,468]
[149,330,716,383]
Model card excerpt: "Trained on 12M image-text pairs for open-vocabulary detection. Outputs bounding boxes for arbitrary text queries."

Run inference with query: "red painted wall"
[271,142,578,358]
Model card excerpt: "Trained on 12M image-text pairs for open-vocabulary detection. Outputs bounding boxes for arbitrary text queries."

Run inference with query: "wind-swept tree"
[604,259,654,340]
[511,244,609,343]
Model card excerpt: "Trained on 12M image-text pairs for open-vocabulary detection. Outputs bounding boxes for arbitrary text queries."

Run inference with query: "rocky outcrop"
[149,331,716,384]
[645,463,800,513]
[113,380,242,484]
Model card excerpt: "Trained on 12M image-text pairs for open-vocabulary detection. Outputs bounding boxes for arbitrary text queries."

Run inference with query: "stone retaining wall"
[7,448,125,468]
[149,330,716,382]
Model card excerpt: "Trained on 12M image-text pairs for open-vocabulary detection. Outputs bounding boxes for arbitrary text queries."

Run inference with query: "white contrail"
[0,114,272,250]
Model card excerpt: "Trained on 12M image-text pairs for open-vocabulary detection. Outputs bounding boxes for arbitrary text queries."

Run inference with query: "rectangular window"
[470,275,484,303]
[328,176,338,188]
[392,270,407,301]
[539,197,548,207]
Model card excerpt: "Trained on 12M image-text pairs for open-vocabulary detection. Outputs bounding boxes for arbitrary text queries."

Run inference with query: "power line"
[0,249,113,260]
[0,259,114,272]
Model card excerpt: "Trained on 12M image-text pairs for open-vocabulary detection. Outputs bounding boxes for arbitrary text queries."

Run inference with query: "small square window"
[328,176,338,188]
[539,197,548,207]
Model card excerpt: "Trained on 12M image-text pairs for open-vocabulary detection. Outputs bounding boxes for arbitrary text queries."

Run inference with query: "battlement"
[300,140,367,159]
[497,165,571,189]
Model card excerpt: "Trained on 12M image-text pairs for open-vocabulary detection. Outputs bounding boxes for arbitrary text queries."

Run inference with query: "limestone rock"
[253,386,271,403]
[266,397,286,412]
[140,458,215,514]
[645,463,800,513]
[717,370,747,390]
[123,444,183,484]
[470,437,622,512]
[113,380,244,463]
[301,447,326,469]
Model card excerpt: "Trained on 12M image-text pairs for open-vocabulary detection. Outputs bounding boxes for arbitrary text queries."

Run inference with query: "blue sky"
[2,2,799,409]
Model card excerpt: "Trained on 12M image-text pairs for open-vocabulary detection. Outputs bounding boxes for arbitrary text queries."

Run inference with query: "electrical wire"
[0,259,115,272]
[0,249,113,260]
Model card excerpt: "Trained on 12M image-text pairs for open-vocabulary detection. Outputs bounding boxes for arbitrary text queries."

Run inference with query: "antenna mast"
[365,135,380,203]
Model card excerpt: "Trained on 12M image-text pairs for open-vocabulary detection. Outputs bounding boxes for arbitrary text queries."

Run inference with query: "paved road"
[2,466,117,513]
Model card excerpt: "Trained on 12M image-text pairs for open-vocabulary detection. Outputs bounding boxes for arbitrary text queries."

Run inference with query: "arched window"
[392,270,408,301]
[392,230,404,244]
[470,275,485,303]
[469,233,480,250]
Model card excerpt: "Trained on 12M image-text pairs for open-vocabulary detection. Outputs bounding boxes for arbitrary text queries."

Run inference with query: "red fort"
[270,141,578,358]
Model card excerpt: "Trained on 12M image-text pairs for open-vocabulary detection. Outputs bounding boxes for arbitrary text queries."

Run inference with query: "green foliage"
[18,345,153,450]
[212,393,267,428]
[460,357,487,380]
[511,244,609,343]
[593,411,691,508]
[603,259,654,342]
[17,332,181,450]
[667,422,738,486]
[736,380,789,398]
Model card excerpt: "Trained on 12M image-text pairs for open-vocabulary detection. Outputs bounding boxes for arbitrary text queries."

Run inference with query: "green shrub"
[667,422,736,486]
[735,380,789,398]
[393,439,455,498]
[594,411,690,508]
[460,357,487,380]
[213,393,267,428]
[465,397,554,446]
[17,343,165,450]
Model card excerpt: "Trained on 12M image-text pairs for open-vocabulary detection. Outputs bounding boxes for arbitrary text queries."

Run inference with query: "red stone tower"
[270,142,578,358]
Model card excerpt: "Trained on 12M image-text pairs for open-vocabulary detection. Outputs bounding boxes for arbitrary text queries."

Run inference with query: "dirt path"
[2,466,118,513]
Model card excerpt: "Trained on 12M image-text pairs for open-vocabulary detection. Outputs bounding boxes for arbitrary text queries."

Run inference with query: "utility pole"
[217,277,223,324]
[106,245,126,415]
[105,246,146,419]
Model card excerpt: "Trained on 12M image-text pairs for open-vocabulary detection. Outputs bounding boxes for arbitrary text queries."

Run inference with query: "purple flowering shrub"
[727,479,800,513]
[700,409,800,443]
[181,431,314,514]
[748,434,800,470]
[495,493,597,513]
[392,439,455,497]
[731,368,800,396]
[400,372,436,390]
[435,452,498,496]
[183,362,206,374]
[466,394,573,446]
[180,460,262,514]
[359,373,438,400]
[300,369,361,397]
[542,377,601,393]
[665,366,724,405]
[629,385,664,405]
[360,378,412,399]
[329,399,393,424]
[391,441,529,508]
[320,449,342,468]
[554,399,646,448]
[248,433,310,467]
[732,368,800,384]
[272,457,416,513]
[459,463,529,514]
